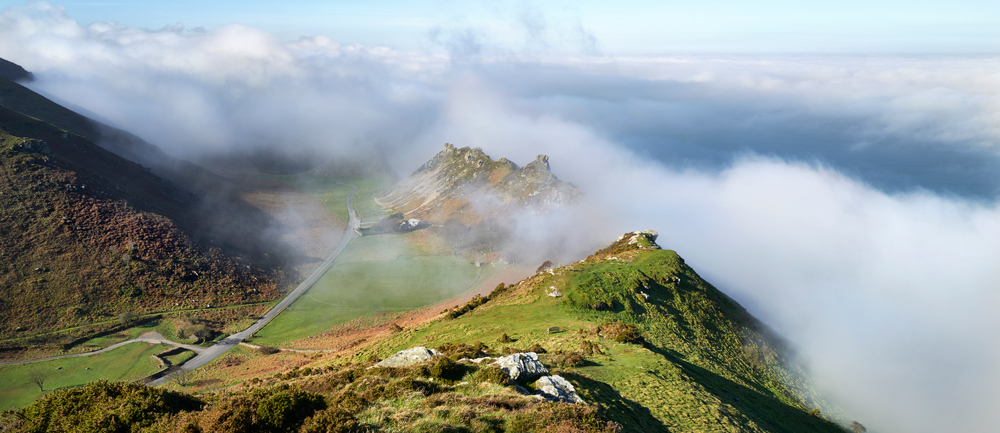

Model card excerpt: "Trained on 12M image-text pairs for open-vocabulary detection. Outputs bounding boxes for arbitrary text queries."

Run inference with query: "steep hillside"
[0,57,33,82]
[3,231,854,432]
[0,101,283,353]
[377,143,580,226]
[337,230,846,432]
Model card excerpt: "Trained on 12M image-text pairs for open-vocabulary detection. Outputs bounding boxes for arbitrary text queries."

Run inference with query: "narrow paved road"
[149,183,359,385]
[0,332,204,367]
[0,185,359,383]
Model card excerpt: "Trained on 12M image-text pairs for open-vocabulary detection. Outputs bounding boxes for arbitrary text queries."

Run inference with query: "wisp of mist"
[3,3,1000,432]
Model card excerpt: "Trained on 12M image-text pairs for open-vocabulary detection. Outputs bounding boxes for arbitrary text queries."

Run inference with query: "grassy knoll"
[252,234,490,344]
[0,342,164,410]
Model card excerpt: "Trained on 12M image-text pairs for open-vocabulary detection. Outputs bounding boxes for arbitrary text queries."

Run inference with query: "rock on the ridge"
[372,346,442,368]
[493,352,548,382]
[534,375,586,404]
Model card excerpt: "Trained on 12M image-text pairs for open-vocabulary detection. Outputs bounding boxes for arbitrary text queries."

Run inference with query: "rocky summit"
[376,143,581,224]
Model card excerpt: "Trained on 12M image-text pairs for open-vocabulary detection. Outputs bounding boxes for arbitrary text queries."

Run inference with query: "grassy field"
[0,342,164,410]
[251,233,501,344]
[245,174,390,224]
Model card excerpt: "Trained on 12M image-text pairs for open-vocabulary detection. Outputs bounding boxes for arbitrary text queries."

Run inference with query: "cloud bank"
[2,3,1000,432]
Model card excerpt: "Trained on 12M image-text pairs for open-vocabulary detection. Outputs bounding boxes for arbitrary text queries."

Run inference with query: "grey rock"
[534,375,585,404]
[372,346,442,368]
[493,352,548,382]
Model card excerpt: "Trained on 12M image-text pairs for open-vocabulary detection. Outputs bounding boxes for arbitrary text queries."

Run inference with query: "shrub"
[526,343,547,354]
[469,365,510,386]
[436,342,490,360]
[536,260,554,273]
[2,380,203,433]
[598,322,644,344]
[444,295,489,320]
[504,403,618,433]
[580,340,602,355]
[254,345,280,355]
[256,389,327,432]
[299,408,362,433]
[395,377,440,396]
[559,351,586,367]
[429,356,465,382]
[498,333,514,343]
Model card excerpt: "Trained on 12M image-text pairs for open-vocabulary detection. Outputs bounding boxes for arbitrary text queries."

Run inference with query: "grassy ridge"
[343,241,843,432]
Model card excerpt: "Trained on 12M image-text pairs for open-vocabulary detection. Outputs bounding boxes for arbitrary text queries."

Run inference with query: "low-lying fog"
[3,3,999,432]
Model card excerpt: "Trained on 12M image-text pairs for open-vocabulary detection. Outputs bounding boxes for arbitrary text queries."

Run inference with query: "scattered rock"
[372,346,443,368]
[13,139,51,156]
[493,352,548,382]
[546,286,562,297]
[534,375,585,404]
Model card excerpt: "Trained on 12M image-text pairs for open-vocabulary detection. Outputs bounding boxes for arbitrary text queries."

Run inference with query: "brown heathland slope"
[0,103,284,346]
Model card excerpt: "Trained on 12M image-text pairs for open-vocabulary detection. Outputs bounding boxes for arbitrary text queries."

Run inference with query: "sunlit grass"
[0,342,164,410]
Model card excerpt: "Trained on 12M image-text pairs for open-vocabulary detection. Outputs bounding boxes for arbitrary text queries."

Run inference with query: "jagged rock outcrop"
[376,144,581,224]
[372,346,442,368]
[534,375,586,404]
[493,352,548,382]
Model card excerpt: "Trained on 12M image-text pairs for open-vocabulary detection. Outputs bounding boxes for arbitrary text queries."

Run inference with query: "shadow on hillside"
[559,372,671,433]
[641,344,843,433]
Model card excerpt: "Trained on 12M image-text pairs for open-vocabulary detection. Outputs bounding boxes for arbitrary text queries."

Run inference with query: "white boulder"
[372,346,442,368]
[534,375,585,404]
[493,352,548,382]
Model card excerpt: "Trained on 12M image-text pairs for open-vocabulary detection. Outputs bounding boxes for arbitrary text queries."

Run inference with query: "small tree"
[850,421,867,433]
[28,369,45,392]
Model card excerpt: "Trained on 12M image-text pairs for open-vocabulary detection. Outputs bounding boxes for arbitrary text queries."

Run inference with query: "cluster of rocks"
[374,347,585,404]
[13,139,51,156]
[619,229,660,249]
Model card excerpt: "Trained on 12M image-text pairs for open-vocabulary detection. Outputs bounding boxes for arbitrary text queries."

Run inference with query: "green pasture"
[251,234,496,344]
[251,174,389,224]
[0,342,164,411]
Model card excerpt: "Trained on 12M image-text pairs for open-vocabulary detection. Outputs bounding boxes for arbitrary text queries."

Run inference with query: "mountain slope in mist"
[378,143,581,225]
[0,60,291,356]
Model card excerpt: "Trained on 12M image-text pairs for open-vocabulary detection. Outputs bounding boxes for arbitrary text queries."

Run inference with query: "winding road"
[147,183,360,385]
[0,331,205,367]
[0,184,360,385]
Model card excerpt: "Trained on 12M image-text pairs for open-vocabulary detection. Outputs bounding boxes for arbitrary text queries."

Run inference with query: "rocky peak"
[528,154,550,171]
[377,143,581,224]
[590,230,662,259]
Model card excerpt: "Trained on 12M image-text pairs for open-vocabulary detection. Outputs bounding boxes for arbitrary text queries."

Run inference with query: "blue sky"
[1,0,998,52]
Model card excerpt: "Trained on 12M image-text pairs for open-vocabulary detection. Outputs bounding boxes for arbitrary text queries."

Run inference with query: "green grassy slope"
[252,234,492,344]
[0,232,847,432]
[350,232,844,432]
[0,342,165,410]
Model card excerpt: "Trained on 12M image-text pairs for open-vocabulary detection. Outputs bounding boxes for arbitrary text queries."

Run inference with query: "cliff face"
[377,144,580,225]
